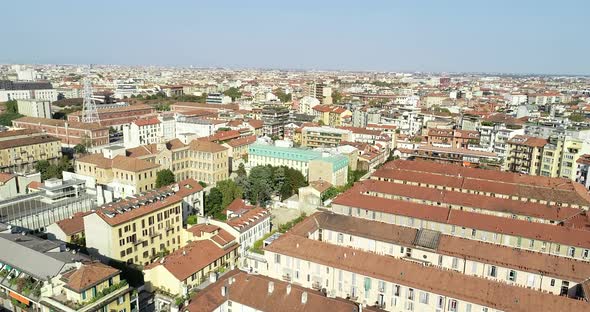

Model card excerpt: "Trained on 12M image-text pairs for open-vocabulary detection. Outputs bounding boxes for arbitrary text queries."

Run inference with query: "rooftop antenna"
[81,65,100,123]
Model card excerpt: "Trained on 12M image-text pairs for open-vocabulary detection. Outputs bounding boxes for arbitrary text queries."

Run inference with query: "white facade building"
[17,99,52,118]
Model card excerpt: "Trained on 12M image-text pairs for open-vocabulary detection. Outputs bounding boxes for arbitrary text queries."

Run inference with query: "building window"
[419,292,429,304]
[550,279,556,287]
[488,266,497,277]
[508,270,517,282]
[567,247,576,257]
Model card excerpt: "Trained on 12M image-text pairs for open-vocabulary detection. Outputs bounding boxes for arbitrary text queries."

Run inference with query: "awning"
[9,291,30,305]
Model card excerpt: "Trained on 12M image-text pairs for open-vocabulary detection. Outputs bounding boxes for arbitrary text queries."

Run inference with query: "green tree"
[245,165,273,205]
[332,90,343,104]
[5,100,18,114]
[223,87,242,101]
[236,163,247,177]
[274,89,292,103]
[73,144,87,154]
[155,169,175,188]
[569,112,586,122]
[35,160,51,179]
[198,181,207,188]
[186,215,198,225]
[216,180,243,209]
[205,187,223,217]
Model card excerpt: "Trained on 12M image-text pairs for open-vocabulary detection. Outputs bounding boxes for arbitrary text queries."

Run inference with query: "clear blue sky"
[2,0,589,74]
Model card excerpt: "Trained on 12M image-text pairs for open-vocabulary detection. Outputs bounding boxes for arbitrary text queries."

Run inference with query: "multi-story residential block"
[426,128,480,148]
[248,144,349,185]
[184,270,364,312]
[0,89,58,102]
[301,126,351,148]
[12,117,109,147]
[144,230,238,297]
[259,232,587,312]
[67,104,155,131]
[312,105,351,127]
[39,262,136,312]
[123,117,163,149]
[503,135,547,175]
[83,190,185,265]
[576,154,590,191]
[16,99,52,119]
[175,117,226,138]
[285,211,590,297]
[221,135,256,171]
[76,150,160,199]
[298,96,320,115]
[125,138,228,185]
[0,130,61,173]
[261,106,289,138]
[539,136,590,179]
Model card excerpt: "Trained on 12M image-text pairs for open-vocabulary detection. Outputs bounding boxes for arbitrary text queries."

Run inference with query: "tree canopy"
[331,90,343,104]
[35,157,74,180]
[155,169,175,188]
[237,165,308,204]
[274,89,292,103]
[223,87,242,101]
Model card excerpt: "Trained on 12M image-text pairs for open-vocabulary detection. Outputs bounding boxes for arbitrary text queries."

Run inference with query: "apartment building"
[184,270,367,312]
[143,236,238,296]
[175,117,226,138]
[298,211,590,297]
[16,99,52,119]
[301,126,351,148]
[84,190,185,265]
[39,262,136,312]
[261,106,289,138]
[248,144,349,185]
[576,154,590,190]
[0,233,135,312]
[76,150,160,198]
[372,160,590,209]
[125,138,228,185]
[539,136,590,179]
[312,105,351,127]
[13,117,109,147]
[260,233,587,312]
[123,117,163,149]
[426,128,480,148]
[67,104,155,131]
[503,135,548,175]
[222,135,256,171]
[0,130,61,173]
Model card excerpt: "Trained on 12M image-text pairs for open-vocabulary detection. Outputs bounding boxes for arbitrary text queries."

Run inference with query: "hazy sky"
[2,0,589,74]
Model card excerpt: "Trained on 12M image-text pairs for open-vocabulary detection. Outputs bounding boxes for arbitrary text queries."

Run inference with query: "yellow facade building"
[84,191,185,265]
[76,152,160,198]
[126,138,229,185]
[40,262,135,312]
[0,129,62,173]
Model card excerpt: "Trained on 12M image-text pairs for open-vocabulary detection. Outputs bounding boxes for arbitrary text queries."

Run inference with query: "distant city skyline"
[2,0,589,75]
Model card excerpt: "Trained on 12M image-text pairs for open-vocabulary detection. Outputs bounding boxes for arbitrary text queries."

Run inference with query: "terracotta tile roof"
[55,211,92,236]
[185,269,366,312]
[264,234,589,312]
[309,180,333,193]
[577,154,590,166]
[225,198,253,214]
[247,119,263,129]
[77,154,159,172]
[189,140,227,153]
[13,116,108,131]
[93,193,183,226]
[333,185,590,249]
[27,180,43,190]
[134,117,160,126]
[507,135,548,148]
[295,211,590,282]
[175,179,204,197]
[225,135,256,148]
[337,126,382,136]
[375,160,590,206]
[227,207,270,232]
[0,172,15,184]
[61,262,120,293]
[144,239,237,281]
[357,179,583,222]
[0,133,61,150]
